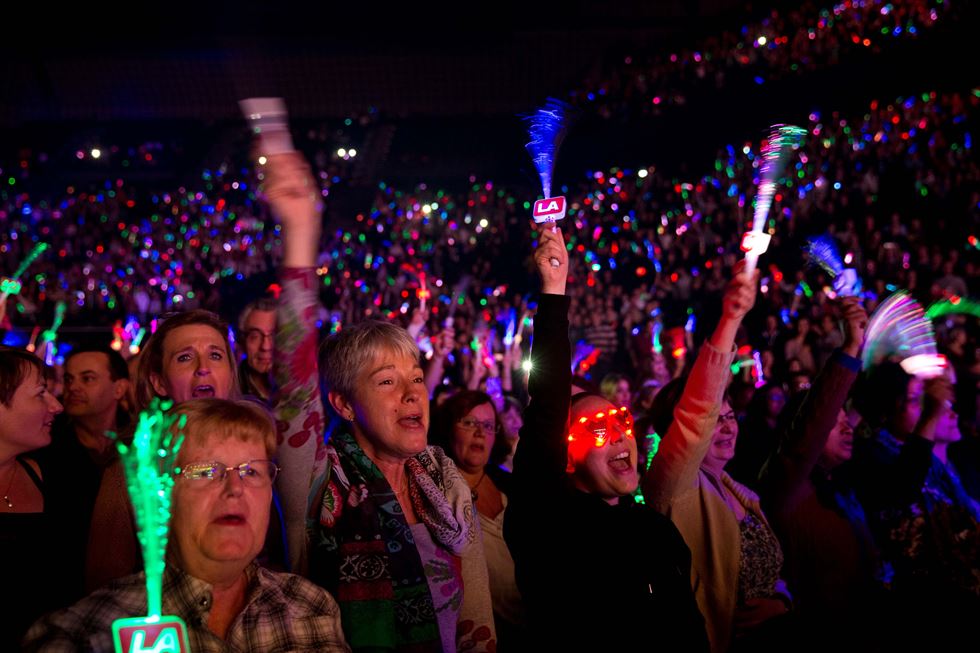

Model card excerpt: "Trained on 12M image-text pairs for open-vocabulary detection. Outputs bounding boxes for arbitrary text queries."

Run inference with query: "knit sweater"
[644,340,789,653]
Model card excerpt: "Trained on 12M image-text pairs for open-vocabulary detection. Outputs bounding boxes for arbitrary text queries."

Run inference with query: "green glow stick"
[37,301,66,365]
[645,432,662,470]
[0,278,21,296]
[40,301,66,345]
[114,399,185,620]
[10,242,50,282]
[652,322,663,355]
[925,297,980,320]
[2,242,49,301]
[632,432,663,505]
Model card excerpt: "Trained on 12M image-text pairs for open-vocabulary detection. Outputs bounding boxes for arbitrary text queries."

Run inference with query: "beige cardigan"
[643,342,787,653]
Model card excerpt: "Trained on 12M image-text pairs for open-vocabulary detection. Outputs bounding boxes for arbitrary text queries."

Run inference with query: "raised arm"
[763,298,866,514]
[890,376,951,505]
[644,263,756,508]
[424,324,455,398]
[262,152,326,574]
[510,224,571,497]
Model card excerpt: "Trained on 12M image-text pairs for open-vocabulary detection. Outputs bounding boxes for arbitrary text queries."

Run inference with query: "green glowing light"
[7,242,49,288]
[114,399,185,620]
[632,432,662,505]
[40,301,66,346]
[925,297,980,320]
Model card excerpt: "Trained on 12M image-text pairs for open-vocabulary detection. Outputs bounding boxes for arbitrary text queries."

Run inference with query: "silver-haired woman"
[261,151,495,652]
[311,321,496,652]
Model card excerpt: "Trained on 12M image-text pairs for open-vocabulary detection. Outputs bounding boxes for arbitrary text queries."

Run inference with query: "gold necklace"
[2,461,20,510]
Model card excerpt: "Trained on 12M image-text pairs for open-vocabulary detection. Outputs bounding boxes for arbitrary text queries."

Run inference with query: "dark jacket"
[504,293,708,652]
[760,351,880,651]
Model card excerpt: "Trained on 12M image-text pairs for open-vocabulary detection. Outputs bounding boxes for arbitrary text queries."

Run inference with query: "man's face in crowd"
[63,352,126,420]
[243,309,276,375]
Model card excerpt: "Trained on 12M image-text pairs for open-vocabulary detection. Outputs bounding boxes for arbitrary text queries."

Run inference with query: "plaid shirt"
[22,563,350,652]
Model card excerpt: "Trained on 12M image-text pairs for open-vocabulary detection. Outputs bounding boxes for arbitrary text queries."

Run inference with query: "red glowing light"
[568,406,635,448]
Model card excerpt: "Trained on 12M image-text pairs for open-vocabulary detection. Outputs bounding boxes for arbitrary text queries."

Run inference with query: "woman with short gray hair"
[260,151,495,651]
[306,319,496,652]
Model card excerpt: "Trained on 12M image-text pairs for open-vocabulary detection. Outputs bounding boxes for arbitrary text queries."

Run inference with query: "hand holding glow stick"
[807,234,862,297]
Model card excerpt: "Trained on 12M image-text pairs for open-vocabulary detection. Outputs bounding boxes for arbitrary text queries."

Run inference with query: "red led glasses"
[568,406,635,448]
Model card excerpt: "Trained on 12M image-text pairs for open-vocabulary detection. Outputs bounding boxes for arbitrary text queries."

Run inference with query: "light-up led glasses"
[568,406,635,448]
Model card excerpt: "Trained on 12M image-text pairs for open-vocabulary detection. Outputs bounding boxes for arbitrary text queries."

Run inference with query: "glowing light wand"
[111,399,192,653]
[742,125,806,273]
[1,242,49,301]
[864,291,945,378]
[925,296,980,320]
[524,99,574,268]
[807,234,862,297]
[417,271,430,313]
[39,301,66,366]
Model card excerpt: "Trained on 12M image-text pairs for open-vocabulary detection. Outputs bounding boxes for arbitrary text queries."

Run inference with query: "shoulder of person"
[723,472,760,504]
[35,571,146,635]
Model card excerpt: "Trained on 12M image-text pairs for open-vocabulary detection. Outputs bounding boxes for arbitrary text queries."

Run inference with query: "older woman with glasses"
[24,399,350,652]
[87,150,322,589]
[431,390,524,648]
[503,226,707,652]
[646,262,792,653]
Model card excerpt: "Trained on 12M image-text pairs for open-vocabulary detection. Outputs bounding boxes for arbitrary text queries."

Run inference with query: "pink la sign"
[532,196,567,223]
[112,615,191,653]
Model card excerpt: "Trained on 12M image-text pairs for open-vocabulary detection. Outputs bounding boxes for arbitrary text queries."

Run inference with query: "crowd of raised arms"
[1,1,977,652]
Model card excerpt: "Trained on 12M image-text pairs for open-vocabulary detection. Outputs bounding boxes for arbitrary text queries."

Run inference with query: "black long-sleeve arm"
[509,293,572,501]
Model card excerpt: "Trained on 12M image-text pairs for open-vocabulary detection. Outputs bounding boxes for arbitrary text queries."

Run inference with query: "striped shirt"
[22,564,350,652]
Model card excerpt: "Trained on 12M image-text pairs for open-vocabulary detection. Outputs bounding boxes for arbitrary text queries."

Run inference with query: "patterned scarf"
[308,431,474,652]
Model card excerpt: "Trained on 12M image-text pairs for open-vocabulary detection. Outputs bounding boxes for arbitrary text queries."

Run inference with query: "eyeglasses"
[718,411,737,425]
[568,406,634,448]
[458,418,500,434]
[244,329,275,344]
[177,460,279,487]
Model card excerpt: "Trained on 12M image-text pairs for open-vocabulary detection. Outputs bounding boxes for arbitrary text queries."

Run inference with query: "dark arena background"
[1,1,978,651]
